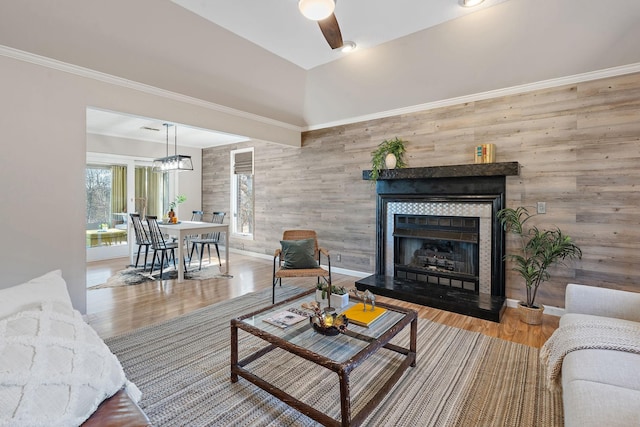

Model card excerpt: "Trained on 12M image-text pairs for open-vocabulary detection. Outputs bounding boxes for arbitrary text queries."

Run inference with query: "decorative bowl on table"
[310,312,348,336]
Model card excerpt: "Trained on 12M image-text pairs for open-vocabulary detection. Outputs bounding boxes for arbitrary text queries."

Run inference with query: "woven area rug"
[89,264,233,289]
[105,286,563,426]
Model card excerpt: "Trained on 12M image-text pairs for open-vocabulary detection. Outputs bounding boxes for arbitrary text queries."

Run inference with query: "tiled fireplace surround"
[356,162,519,322]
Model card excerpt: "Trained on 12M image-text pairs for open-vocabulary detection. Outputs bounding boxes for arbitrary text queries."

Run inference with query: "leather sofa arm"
[81,389,151,427]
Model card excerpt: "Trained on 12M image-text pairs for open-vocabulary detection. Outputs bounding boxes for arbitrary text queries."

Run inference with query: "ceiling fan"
[298,0,344,49]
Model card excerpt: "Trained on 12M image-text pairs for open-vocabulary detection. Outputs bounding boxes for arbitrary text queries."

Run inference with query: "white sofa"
[560,283,640,427]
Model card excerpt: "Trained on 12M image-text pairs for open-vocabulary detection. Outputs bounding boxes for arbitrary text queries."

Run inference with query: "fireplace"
[356,162,519,322]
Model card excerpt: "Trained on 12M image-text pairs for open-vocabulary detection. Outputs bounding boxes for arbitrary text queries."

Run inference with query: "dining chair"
[129,213,151,270]
[272,230,331,304]
[188,212,226,270]
[146,215,185,279]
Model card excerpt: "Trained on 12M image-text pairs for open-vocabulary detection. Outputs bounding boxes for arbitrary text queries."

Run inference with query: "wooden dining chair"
[129,213,151,270]
[189,212,226,270]
[272,230,331,304]
[146,216,185,279]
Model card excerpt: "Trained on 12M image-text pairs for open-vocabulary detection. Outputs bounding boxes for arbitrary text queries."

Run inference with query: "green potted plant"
[369,137,407,181]
[315,284,349,308]
[497,206,582,324]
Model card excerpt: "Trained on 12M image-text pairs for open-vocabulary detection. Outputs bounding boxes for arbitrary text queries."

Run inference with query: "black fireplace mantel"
[362,162,519,181]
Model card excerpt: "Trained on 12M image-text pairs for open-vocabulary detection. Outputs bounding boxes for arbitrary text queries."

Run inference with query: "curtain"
[110,165,127,216]
[135,166,163,217]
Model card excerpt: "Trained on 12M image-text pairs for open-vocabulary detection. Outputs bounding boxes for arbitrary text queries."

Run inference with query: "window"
[86,165,114,229]
[231,148,254,238]
[85,164,127,247]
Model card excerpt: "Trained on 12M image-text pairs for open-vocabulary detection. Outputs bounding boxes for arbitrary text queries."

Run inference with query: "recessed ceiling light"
[460,0,485,7]
[340,41,356,53]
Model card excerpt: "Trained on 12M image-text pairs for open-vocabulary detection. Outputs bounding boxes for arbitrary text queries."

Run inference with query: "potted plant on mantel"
[497,206,582,325]
[369,137,408,181]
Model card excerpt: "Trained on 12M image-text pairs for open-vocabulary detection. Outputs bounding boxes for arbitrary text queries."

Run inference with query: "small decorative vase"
[517,302,544,325]
[385,153,397,169]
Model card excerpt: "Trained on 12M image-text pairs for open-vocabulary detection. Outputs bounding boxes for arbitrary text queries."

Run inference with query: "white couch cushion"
[562,349,640,392]
[563,380,640,427]
[0,270,72,319]
[560,312,640,329]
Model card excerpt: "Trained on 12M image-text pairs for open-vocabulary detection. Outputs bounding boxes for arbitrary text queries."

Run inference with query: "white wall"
[0,53,299,313]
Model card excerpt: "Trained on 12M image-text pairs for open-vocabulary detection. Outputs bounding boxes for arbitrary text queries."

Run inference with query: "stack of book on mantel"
[342,304,387,327]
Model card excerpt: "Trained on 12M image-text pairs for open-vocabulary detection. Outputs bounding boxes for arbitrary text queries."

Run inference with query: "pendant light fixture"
[152,123,193,172]
[298,0,335,21]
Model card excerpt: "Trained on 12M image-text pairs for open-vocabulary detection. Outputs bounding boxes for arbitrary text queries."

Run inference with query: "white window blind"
[233,151,253,175]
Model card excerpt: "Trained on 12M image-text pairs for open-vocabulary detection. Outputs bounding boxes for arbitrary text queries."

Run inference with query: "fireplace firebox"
[394,214,479,292]
[356,162,519,322]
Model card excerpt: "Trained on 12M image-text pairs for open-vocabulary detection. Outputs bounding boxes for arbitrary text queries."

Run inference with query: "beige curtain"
[111,165,127,215]
[135,166,163,217]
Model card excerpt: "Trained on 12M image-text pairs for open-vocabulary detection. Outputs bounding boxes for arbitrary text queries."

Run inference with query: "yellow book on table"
[342,304,387,327]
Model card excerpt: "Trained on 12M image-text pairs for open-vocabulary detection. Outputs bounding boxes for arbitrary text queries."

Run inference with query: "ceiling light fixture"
[152,123,193,173]
[460,0,485,7]
[298,0,335,21]
[340,41,356,53]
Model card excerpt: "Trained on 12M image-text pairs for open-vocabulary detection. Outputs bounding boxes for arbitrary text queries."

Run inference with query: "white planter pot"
[330,293,349,309]
[315,289,349,308]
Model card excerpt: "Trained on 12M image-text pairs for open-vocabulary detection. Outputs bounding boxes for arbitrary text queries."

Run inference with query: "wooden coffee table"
[230,289,417,426]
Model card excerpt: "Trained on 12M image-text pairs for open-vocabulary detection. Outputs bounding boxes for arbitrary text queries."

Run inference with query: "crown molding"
[305,62,640,131]
[3,44,639,136]
[0,45,302,133]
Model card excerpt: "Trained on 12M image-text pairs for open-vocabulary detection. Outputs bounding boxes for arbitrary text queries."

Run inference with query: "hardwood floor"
[86,252,558,348]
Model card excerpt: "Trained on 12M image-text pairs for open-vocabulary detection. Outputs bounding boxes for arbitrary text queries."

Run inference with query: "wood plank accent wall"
[202,71,640,308]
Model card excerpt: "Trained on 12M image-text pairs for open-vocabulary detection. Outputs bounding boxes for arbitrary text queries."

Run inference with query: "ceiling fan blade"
[317,13,343,49]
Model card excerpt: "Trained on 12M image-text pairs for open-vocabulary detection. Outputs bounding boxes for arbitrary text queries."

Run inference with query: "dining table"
[157,220,229,282]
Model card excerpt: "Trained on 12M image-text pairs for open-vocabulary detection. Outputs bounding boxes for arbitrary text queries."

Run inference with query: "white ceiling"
[172,0,510,70]
[86,0,511,143]
[86,108,249,149]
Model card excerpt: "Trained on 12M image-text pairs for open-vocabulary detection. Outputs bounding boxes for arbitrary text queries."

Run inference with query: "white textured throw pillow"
[0,301,128,426]
[0,279,134,426]
[0,270,72,319]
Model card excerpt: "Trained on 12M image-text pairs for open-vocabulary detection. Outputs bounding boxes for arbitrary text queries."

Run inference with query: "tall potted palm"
[497,207,582,324]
